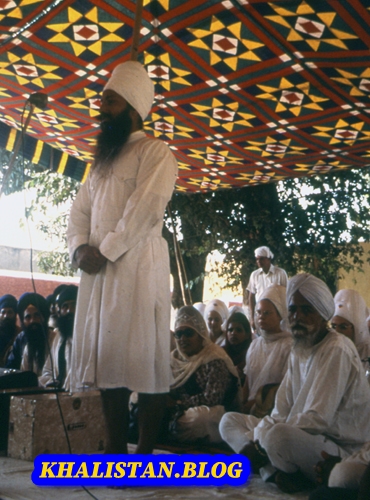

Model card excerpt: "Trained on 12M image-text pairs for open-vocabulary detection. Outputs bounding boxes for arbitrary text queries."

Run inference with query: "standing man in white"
[67,61,178,454]
[247,246,288,332]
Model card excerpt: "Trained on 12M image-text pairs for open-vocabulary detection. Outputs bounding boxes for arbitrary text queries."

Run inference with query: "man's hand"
[75,245,107,274]
[313,451,342,486]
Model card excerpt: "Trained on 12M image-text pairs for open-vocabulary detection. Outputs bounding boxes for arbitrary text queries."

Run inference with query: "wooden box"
[7,391,106,460]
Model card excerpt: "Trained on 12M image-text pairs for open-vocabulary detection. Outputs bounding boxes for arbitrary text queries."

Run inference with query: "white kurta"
[251,331,370,454]
[38,330,72,390]
[247,264,288,301]
[243,332,292,400]
[67,131,178,393]
[220,330,370,457]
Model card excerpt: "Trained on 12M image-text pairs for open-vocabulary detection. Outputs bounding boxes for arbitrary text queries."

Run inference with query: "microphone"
[27,92,48,109]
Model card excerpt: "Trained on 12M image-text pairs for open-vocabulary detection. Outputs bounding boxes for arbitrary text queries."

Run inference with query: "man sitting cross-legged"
[219,273,370,494]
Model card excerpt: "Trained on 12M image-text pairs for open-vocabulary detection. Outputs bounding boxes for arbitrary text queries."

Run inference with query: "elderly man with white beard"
[219,273,370,494]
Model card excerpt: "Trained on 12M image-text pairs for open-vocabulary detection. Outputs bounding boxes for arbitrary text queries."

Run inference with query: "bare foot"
[239,441,270,474]
[314,451,342,486]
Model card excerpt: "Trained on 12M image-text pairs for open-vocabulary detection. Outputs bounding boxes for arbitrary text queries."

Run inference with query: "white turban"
[334,289,369,346]
[104,61,154,121]
[258,284,288,322]
[287,273,334,321]
[254,246,274,259]
[204,298,229,331]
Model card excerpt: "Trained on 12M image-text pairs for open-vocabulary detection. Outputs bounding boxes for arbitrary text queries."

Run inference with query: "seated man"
[6,293,52,376]
[39,285,78,390]
[167,305,240,444]
[219,273,370,493]
[0,294,20,367]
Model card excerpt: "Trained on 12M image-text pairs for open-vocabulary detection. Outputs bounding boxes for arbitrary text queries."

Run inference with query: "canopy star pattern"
[0,0,370,192]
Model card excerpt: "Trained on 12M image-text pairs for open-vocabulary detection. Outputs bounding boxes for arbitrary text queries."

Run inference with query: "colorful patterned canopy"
[0,0,370,192]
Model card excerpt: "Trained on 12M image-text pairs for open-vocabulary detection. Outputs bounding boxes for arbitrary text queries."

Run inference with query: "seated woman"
[223,312,252,386]
[332,289,370,371]
[204,298,229,345]
[242,284,292,417]
[168,305,240,444]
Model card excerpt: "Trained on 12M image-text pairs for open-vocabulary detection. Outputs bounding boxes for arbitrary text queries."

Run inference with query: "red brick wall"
[0,275,79,300]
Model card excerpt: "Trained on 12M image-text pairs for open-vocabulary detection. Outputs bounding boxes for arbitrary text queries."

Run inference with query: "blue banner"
[32,454,251,487]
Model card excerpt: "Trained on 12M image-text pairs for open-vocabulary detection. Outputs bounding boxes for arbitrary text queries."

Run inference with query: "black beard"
[56,313,74,341]
[23,323,47,370]
[94,107,133,172]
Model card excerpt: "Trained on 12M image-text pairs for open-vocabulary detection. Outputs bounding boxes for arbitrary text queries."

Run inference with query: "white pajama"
[172,405,226,443]
[219,331,370,479]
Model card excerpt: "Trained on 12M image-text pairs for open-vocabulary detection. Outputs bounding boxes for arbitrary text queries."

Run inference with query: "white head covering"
[204,298,229,331]
[193,302,206,316]
[171,306,239,390]
[257,284,291,338]
[228,305,246,316]
[254,246,274,259]
[333,289,369,346]
[104,61,154,121]
[258,284,288,321]
[287,273,334,321]
[174,305,209,341]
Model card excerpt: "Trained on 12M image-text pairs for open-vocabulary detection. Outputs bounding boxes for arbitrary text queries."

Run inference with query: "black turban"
[17,292,49,322]
[56,285,78,307]
[0,294,17,312]
[53,284,68,299]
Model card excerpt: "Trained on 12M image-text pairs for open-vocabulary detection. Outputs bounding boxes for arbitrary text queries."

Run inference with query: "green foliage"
[0,148,47,195]
[36,250,74,277]
[166,167,370,304]
[165,182,289,305]
[24,170,80,276]
[0,149,35,195]
[278,168,370,292]
[3,138,369,297]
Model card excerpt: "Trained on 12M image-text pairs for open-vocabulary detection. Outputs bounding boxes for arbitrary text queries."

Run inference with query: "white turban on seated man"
[219,273,370,494]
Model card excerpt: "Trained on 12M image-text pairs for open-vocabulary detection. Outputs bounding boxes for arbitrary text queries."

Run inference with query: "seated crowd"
[1,245,370,498]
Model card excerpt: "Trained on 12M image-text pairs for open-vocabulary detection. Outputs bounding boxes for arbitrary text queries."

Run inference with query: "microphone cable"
[18,95,101,500]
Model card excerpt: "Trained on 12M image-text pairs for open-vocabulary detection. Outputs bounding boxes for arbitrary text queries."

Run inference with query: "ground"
[0,446,309,500]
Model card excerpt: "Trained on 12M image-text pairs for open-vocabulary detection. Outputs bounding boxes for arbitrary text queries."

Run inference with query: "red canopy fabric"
[0,0,370,191]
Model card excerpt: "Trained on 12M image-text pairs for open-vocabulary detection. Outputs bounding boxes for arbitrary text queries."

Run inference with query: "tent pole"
[0,103,35,198]
[167,202,192,306]
[130,0,144,61]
